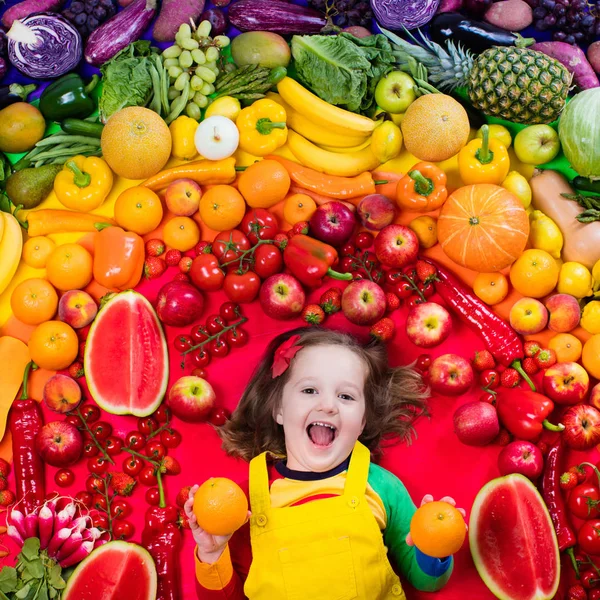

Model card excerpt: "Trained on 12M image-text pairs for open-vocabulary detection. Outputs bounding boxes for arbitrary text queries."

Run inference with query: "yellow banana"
[0,212,5,247]
[286,130,380,177]
[319,138,372,154]
[277,77,377,137]
[0,212,23,296]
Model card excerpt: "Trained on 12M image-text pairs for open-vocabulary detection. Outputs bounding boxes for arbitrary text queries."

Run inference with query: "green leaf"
[48,587,56,599]
[0,567,18,593]
[24,559,44,580]
[46,566,62,589]
[15,583,30,599]
[21,539,40,563]
[37,579,48,600]
[0,192,12,214]
[0,590,10,600]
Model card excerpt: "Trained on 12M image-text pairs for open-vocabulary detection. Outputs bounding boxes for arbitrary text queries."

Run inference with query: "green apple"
[514,125,561,165]
[374,71,416,114]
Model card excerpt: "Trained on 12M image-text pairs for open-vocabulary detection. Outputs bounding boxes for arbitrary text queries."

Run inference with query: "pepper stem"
[66,160,91,188]
[409,170,434,196]
[255,118,286,135]
[326,268,353,281]
[20,361,37,400]
[84,74,99,95]
[511,360,536,391]
[566,546,580,578]
[475,125,494,165]
[543,419,565,432]
[373,179,388,185]
[156,467,166,509]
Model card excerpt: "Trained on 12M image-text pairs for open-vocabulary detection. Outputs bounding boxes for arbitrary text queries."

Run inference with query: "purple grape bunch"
[308,0,374,28]
[527,0,599,44]
[62,0,117,38]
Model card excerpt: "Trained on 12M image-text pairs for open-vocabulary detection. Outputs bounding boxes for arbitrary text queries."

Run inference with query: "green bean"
[33,145,99,161]
[148,64,163,115]
[165,83,190,125]
[35,135,101,147]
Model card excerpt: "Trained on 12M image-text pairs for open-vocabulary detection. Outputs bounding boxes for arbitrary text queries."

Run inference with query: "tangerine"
[28,320,79,370]
[163,216,200,252]
[46,244,93,292]
[410,501,466,558]
[283,193,317,225]
[114,186,164,235]
[22,236,56,269]
[473,272,509,306]
[193,477,248,536]
[548,333,582,363]
[408,215,438,249]
[238,160,291,208]
[10,278,58,325]
[583,335,600,380]
[509,249,560,298]
[199,185,246,231]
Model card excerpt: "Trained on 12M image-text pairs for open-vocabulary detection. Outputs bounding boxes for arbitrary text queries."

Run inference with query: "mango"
[231,32,291,69]
[0,103,45,154]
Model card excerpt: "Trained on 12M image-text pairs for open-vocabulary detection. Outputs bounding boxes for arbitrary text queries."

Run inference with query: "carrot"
[373,170,403,201]
[21,209,115,237]
[0,336,30,441]
[141,157,237,191]
[288,185,355,212]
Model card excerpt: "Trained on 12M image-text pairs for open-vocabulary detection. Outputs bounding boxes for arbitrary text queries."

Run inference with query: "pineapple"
[383,28,572,125]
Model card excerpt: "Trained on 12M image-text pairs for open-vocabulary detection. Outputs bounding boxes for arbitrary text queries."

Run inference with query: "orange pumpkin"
[437,184,529,272]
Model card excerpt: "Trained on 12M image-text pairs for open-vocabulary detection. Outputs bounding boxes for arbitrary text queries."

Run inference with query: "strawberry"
[165,249,182,266]
[292,221,310,237]
[274,233,288,250]
[370,318,395,342]
[500,368,520,388]
[0,477,7,492]
[161,456,181,475]
[0,489,15,507]
[179,256,193,273]
[144,257,166,280]
[110,472,136,497]
[145,239,165,257]
[569,465,588,484]
[493,428,512,446]
[473,350,495,372]
[567,585,587,600]
[176,485,192,508]
[194,241,212,256]
[302,304,325,325]
[522,357,539,376]
[560,471,579,491]
[319,288,342,315]
[68,361,84,379]
[0,458,11,479]
[77,324,91,342]
[178,508,191,530]
[173,272,190,282]
[415,260,437,284]
[524,340,542,358]
[385,292,400,313]
[78,342,86,361]
[535,348,557,369]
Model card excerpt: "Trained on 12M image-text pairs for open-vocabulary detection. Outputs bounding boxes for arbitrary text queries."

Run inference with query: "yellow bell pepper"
[53,155,113,212]
[458,124,510,185]
[169,115,199,160]
[237,98,288,157]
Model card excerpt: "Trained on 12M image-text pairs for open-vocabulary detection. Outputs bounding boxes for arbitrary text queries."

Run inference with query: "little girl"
[185,327,461,599]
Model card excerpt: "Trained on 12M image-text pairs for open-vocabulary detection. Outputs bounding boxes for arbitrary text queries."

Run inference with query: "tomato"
[386,269,403,287]
[212,230,251,263]
[123,455,144,477]
[125,431,146,451]
[223,271,261,304]
[80,405,101,423]
[372,269,384,284]
[191,368,206,378]
[241,208,278,244]
[582,570,600,590]
[420,281,435,298]
[219,302,240,323]
[403,266,418,280]
[139,466,157,486]
[406,295,424,309]
[339,256,355,274]
[111,499,132,520]
[226,327,248,349]
[205,314,225,335]
[173,334,194,353]
[579,519,600,555]
[88,456,110,475]
[146,441,167,461]
[569,484,600,519]
[54,469,74,488]
[65,414,83,429]
[253,244,283,279]
[210,338,230,358]
[86,475,106,494]
[83,441,99,458]
[90,421,112,440]
[480,370,500,390]
[209,407,230,426]
[415,354,431,372]
[352,271,367,281]
[146,487,160,506]
[92,512,108,529]
[341,243,356,257]
[113,520,135,540]
[154,405,170,424]
[480,392,496,404]
[190,324,209,344]
[190,254,225,292]
[354,231,374,249]
[161,429,182,449]
[104,436,123,456]
[590,588,600,600]
[191,348,211,368]
[92,494,108,511]
[138,417,158,436]
[75,491,93,508]
[394,280,413,299]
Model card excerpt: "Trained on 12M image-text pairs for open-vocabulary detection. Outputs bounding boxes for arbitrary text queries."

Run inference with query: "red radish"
[532,42,599,89]
[54,502,76,533]
[47,527,72,557]
[56,532,82,561]
[82,527,101,542]
[39,504,54,549]
[24,512,38,539]
[71,515,90,533]
[7,524,23,546]
[9,508,26,539]
[60,540,94,568]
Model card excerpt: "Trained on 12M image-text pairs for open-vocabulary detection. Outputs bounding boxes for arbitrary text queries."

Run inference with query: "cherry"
[80,405,101,423]
[161,429,182,449]
[104,436,124,456]
[86,475,106,494]
[354,232,374,249]
[139,466,157,487]
[154,405,170,423]
[123,455,144,477]
[209,338,230,357]
[87,457,110,475]
[113,520,135,540]
[146,487,161,505]
[480,369,500,390]
[83,441,100,458]
[138,417,158,436]
[90,421,112,440]
[173,334,194,353]
[191,349,211,368]
[54,469,74,488]
[205,314,225,335]
[219,301,240,322]
[125,431,146,451]
[480,392,496,405]
[111,499,132,520]
[74,491,93,508]
[209,407,230,426]
[145,440,167,461]
[226,328,248,348]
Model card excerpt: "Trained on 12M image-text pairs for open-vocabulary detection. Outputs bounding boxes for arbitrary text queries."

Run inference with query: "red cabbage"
[371,0,441,30]
[7,13,81,79]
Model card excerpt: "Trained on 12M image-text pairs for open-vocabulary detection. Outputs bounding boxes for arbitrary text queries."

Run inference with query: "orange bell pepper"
[93,226,144,290]
[396,162,448,212]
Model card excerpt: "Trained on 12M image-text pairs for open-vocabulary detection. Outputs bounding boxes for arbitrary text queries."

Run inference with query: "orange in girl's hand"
[473,272,509,306]
[238,160,291,208]
[199,185,246,231]
[283,193,317,225]
[46,243,93,292]
[114,186,164,235]
[22,236,56,268]
[28,320,79,371]
[193,477,248,536]
[410,501,466,558]
[10,278,58,325]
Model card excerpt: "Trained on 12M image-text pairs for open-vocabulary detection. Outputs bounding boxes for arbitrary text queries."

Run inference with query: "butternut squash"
[0,336,30,441]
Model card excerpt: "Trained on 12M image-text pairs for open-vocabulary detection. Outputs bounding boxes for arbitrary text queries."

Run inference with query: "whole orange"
[10,278,58,325]
[510,249,559,298]
[548,333,582,363]
[46,244,93,292]
[199,185,246,231]
[410,501,466,558]
[193,477,248,536]
[163,216,200,252]
[238,160,291,208]
[22,236,56,269]
[115,186,164,235]
[28,320,79,370]
[283,193,317,225]
[473,272,509,306]
[408,215,438,249]
[583,335,600,379]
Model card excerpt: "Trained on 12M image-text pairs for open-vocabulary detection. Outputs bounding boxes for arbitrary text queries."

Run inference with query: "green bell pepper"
[39,73,99,122]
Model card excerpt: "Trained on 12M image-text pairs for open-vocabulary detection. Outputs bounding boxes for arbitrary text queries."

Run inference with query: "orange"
[101,106,172,180]
[548,333,582,363]
[163,216,200,252]
[114,186,164,235]
[238,160,291,208]
[283,193,317,225]
[46,244,93,292]
[10,279,58,325]
[509,249,560,298]
[473,272,509,306]
[22,236,56,269]
[410,501,466,559]
[199,185,246,231]
[409,215,438,249]
[583,335,600,379]
[0,103,46,153]
[193,477,248,536]
[28,320,79,370]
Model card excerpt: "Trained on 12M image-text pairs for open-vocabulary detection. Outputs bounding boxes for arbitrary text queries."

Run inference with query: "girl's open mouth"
[306,422,338,448]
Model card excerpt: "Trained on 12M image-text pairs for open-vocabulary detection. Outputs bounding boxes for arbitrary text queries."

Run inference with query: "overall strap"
[249,452,272,515]
[343,442,371,499]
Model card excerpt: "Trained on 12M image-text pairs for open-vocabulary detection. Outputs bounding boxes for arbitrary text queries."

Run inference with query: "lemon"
[529,210,563,259]
[169,115,199,160]
[502,171,532,208]
[593,258,600,291]
[581,301,600,334]
[476,124,512,148]
[557,261,594,298]
[370,121,403,163]
[205,96,242,122]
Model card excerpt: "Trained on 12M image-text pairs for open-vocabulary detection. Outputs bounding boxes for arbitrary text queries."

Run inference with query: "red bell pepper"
[496,389,564,441]
[283,235,352,288]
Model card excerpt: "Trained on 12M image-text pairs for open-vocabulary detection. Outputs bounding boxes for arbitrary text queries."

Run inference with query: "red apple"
[429,354,474,396]
[341,280,386,326]
[167,376,215,422]
[406,302,452,348]
[590,382,600,411]
[453,401,499,446]
[156,281,204,327]
[309,201,356,247]
[43,374,82,414]
[497,441,544,480]
[562,404,600,450]
[374,224,419,268]
[36,421,83,467]
[357,194,396,231]
[542,362,589,405]
[259,274,305,320]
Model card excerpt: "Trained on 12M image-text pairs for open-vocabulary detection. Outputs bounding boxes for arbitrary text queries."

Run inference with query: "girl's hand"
[405,494,467,548]
[183,485,251,565]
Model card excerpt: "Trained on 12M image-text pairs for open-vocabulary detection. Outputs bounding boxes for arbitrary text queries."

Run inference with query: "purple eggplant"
[228,0,333,35]
[84,0,156,66]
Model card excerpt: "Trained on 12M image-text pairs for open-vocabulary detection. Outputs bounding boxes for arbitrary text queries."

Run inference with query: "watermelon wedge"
[63,541,157,600]
[469,474,560,600]
[84,291,169,417]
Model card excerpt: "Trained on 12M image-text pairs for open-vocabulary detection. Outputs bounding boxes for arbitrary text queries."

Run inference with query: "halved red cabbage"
[371,0,441,30]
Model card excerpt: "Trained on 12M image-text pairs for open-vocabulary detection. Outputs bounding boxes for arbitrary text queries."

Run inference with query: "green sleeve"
[367,463,454,592]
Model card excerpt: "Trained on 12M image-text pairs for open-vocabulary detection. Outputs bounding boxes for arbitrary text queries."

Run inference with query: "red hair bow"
[271,335,303,378]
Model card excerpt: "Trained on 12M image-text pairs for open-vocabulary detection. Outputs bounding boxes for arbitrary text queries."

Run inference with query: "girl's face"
[275,344,367,473]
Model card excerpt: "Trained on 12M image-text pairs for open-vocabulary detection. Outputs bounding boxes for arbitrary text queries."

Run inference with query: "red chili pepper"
[426,258,535,390]
[8,362,45,513]
[283,234,352,288]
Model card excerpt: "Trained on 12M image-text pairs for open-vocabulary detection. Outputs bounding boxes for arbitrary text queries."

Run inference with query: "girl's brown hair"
[219,326,429,462]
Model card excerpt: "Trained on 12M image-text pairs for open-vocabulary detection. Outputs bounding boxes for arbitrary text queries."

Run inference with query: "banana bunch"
[0,212,23,296]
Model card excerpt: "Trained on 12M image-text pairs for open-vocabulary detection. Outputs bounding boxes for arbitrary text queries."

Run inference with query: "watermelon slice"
[84,291,168,417]
[63,541,157,600]
[469,474,560,600]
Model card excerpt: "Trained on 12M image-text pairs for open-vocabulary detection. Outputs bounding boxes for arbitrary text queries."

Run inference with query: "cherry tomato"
[210,338,230,358]
[590,588,600,600]
[125,431,146,451]
[339,256,355,273]
[217,302,239,323]
[191,368,207,379]
[420,282,435,298]
[113,520,135,540]
[406,295,423,309]
[480,392,496,404]
[209,407,230,426]
[90,421,112,440]
[352,271,367,281]
[189,253,225,292]
[88,456,110,475]
[403,266,418,281]
[54,469,75,488]
[223,271,261,304]
[579,519,600,555]
[138,417,158,436]
[83,441,99,458]
[92,512,109,529]
[65,414,84,430]
[154,405,170,424]
[354,232,374,249]
[173,334,194,353]
[146,441,167,461]
[212,230,251,263]
[123,455,144,477]
[241,208,278,244]
[80,405,101,423]
[146,487,160,506]
[191,349,211,368]
[111,499,132,520]
[569,484,600,519]
[139,466,157,487]
[253,244,283,279]
[205,314,225,335]
[190,325,209,344]
[161,429,182,448]
[105,437,124,456]
[92,494,108,511]
[362,251,378,266]
[86,475,106,494]
[480,369,500,389]
[415,354,431,372]
[395,280,413,299]
[226,328,248,349]
[372,269,384,284]
[582,570,600,590]
[386,269,402,287]
[341,243,356,257]
[74,491,93,508]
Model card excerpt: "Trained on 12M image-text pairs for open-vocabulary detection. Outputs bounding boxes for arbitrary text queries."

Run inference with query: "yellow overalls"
[244,441,407,600]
